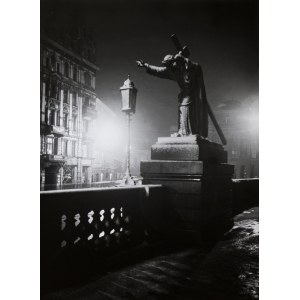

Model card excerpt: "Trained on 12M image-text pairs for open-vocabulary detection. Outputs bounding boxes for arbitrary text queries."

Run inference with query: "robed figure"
[137,53,208,138]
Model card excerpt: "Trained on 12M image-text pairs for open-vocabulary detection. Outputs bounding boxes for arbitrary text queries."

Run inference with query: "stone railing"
[41,179,259,294]
[40,180,119,191]
[41,185,174,293]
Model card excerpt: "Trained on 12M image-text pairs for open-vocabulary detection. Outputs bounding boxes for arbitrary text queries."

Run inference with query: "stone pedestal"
[141,135,234,240]
[151,135,227,163]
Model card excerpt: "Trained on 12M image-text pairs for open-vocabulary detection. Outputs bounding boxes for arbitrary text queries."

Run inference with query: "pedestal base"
[151,135,227,163]
[141,136,234,241]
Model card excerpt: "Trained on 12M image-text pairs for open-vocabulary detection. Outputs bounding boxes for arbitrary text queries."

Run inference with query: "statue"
[137,34,226,144]
[137,53,208,138]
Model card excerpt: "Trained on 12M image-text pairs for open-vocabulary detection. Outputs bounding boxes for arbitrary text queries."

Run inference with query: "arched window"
[49,109,56,125]
[64,62,69,77]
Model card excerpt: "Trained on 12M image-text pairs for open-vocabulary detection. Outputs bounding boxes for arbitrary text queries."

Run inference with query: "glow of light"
[93,115,125,150]
[242,105,259,136]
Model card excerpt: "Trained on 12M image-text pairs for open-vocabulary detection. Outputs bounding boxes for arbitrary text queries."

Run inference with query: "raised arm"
[136,60,174,80]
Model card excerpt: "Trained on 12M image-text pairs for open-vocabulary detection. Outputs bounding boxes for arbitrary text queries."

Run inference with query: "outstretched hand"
[136,60,145,67]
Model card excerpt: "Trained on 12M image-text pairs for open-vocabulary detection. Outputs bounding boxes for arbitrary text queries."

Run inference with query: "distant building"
[40,21,99,188]
[91,99,124,182]
[209,100,259,179]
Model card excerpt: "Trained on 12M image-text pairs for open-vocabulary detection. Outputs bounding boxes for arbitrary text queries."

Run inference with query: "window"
[84,72,91,86]
[67,141,72,156]
[50,83,56,98]
[63,139,68,156]
[91,76,95,88]
[72,141,76,157]
[84,96,90,106]
[56,62,60,73]
[50,55,56,70]
[72,116,77,131]
[49,109,55,125]
[47,137,54,154]
[64,62,69,77]
[63,113,68,129]
[63,90,69,103]
[73,67,77,81]
[72,93,77,106]
[53,138,58,155]
[56,111,60,126]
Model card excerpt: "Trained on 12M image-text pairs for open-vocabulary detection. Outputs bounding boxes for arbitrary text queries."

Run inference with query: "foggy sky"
[41,0,258,146]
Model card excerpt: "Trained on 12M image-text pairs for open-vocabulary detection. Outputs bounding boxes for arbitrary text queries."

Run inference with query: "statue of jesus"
[137,52,208,138]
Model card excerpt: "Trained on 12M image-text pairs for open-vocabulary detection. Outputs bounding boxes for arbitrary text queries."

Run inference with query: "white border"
[260,0,300,299]
[1,0,300,299]
[0,0,40,299]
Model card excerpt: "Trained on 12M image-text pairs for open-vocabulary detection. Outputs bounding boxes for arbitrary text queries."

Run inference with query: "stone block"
[143,178,202,194]
[140,160,204,175]
[151,135,227,163]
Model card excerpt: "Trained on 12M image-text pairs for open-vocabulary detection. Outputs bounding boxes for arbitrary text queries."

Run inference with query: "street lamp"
[120,74,137,185]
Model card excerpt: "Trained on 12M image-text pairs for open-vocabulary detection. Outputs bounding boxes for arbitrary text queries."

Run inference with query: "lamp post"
[120,74,137,185]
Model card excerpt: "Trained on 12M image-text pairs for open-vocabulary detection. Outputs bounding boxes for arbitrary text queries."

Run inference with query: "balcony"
[42,124,65,137]
[82,104,97,119]
[41,154,66,164]
[83,83,96,92]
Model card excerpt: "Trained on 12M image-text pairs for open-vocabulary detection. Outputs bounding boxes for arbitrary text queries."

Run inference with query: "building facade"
[40,34,99,189]
[209,100,259,179]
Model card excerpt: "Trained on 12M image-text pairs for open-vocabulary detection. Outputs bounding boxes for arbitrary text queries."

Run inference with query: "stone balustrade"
[41,179,259,294]
[41,184,175,293]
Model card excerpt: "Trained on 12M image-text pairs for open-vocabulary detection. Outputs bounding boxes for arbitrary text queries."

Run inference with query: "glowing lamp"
[120,74,137,114]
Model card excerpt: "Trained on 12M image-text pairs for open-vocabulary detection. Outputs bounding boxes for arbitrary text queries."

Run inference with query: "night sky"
[41,0,258,146]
